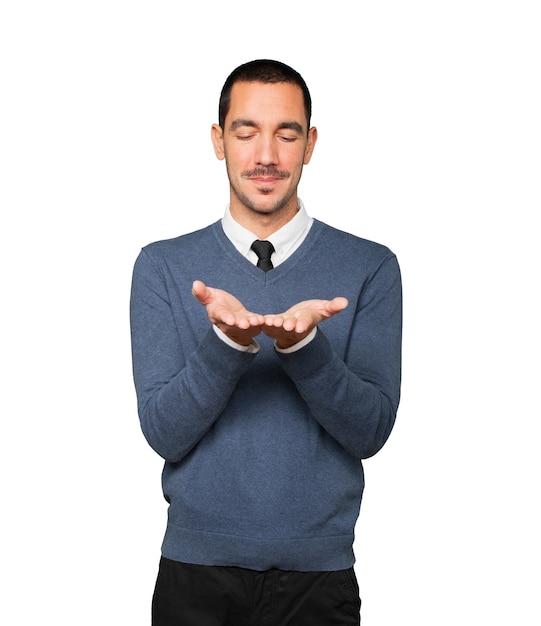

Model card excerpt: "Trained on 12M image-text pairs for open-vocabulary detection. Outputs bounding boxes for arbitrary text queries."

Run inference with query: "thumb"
[329,297,349,313]
[192,280,213,305]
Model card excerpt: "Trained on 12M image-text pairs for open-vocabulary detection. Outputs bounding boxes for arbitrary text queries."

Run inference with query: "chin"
[242,196,284,214]
[232,185,294,216]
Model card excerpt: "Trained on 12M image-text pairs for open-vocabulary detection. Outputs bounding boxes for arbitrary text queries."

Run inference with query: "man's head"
[212,60,317,234]
[218,59,312,133]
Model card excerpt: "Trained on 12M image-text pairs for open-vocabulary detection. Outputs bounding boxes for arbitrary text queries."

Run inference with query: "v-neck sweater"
[130,218,402,571]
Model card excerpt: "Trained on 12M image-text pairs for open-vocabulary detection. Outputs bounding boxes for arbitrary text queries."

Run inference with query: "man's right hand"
[192,280,265,346]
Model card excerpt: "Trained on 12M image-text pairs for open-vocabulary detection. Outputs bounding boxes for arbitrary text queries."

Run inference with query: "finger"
[192,280,214,305]
[292,318,310,333]
[236,317,251,330]
[192,279,206,299]
[268,316,285,328]
[247,313,265,326]
[283,317,300,332]
[329,297,348,312]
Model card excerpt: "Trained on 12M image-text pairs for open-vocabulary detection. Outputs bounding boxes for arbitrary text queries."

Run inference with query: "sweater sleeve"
[130,248,257,463]
[275,254,402,459]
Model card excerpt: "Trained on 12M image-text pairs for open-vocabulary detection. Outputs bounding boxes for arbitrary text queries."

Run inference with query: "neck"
[229,197,299,239]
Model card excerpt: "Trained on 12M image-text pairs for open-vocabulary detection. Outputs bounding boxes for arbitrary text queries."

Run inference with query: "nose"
[254,133,278,166]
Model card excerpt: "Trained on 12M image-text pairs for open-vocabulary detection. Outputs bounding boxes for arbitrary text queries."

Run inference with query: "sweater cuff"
[197,325,258,380]
[275,328,336,380]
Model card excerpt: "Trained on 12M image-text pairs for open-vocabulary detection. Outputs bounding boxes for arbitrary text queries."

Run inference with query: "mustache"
[241,167,290,179]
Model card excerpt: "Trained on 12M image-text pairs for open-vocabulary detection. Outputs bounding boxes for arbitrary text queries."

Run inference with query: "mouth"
[249,176,282,185]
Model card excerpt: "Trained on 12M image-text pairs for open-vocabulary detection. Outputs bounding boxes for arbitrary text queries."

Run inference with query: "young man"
[130,59,402,625]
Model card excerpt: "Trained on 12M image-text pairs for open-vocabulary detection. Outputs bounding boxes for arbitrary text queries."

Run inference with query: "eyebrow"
[229,119,304,134]
[278,121,304,134]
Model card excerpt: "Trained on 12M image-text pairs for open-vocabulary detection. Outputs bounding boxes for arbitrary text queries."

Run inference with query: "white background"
[1,1,539,624]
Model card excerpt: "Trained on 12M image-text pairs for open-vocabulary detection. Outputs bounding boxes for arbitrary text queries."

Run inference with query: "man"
[130,59,402,625]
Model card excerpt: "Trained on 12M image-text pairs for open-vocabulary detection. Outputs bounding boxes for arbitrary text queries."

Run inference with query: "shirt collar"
[221,199,313,266]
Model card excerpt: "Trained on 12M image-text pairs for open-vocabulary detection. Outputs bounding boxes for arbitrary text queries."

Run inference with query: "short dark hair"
[218,59,312,132]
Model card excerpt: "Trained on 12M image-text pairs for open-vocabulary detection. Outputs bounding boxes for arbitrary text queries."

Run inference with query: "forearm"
[135,326,256,462]
[276,329,400,459]
[130,250,257,462]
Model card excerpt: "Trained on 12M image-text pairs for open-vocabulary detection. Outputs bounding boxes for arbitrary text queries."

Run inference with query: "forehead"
[227,81,307,129]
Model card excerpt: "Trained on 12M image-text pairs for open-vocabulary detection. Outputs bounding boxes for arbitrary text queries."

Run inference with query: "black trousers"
[152,557,361,626]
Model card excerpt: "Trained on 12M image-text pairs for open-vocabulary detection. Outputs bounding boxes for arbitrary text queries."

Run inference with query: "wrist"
[275,328,317,353]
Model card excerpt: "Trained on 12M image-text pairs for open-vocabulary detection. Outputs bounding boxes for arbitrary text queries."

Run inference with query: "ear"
[211,124,225,160]
[303,126,318,165]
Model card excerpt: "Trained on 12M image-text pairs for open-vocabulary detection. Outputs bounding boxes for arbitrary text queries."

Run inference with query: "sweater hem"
[161,523,355,572]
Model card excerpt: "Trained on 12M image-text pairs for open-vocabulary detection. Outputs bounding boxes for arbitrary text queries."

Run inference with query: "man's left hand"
[262,297,348,349]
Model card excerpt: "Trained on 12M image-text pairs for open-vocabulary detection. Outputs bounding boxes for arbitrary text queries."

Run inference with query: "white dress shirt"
[221,199,313,268]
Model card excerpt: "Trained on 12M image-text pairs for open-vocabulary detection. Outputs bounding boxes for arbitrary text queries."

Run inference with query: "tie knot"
[251,240,275,272]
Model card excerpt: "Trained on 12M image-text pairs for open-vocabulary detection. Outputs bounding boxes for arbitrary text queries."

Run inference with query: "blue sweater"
[130,219,402,571]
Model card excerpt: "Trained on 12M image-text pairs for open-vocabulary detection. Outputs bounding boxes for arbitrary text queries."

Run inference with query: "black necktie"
[251,240,275,272]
